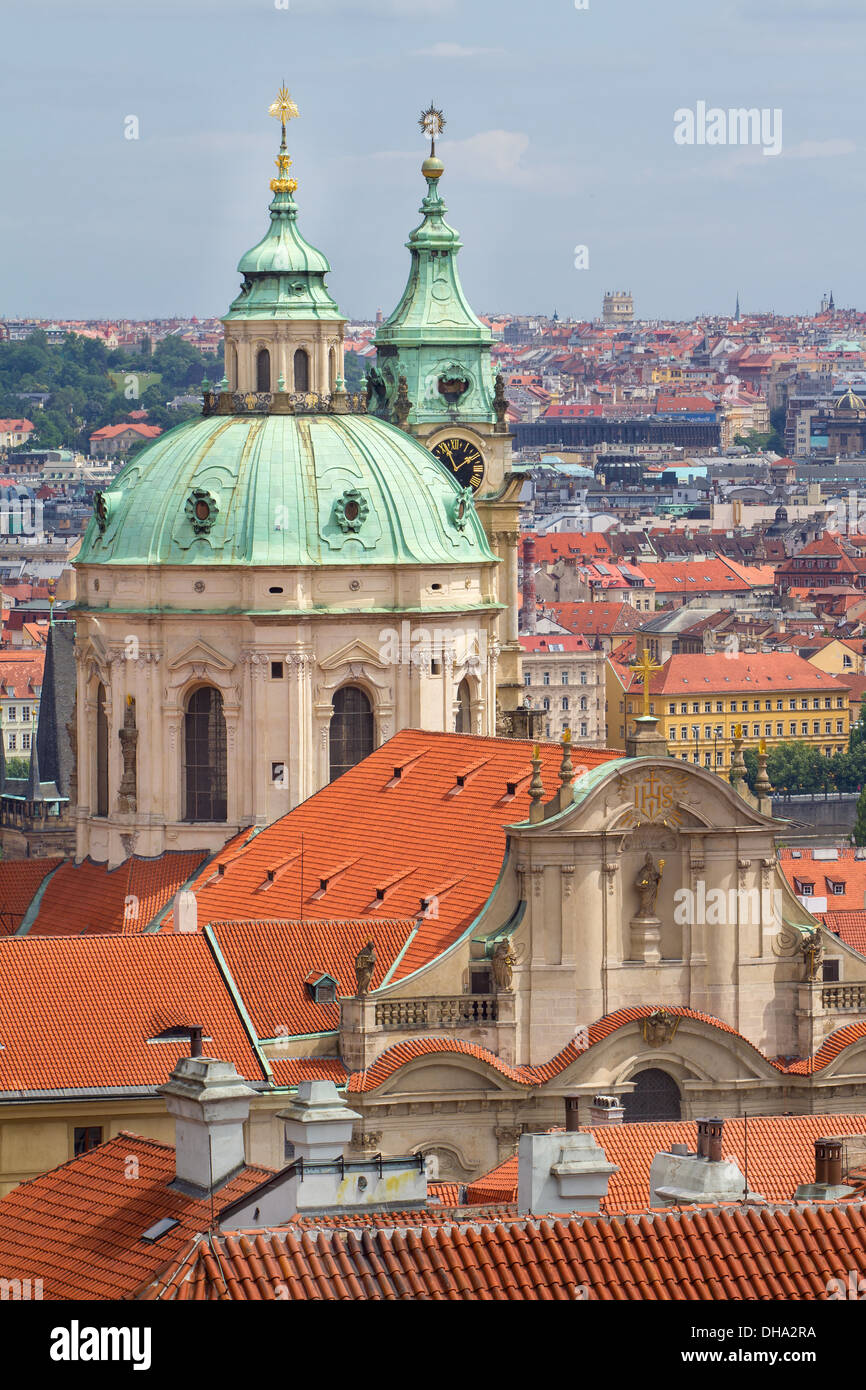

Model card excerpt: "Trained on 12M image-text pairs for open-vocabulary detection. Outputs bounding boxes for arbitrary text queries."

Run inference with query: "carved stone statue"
[491,937,517,991]
[801,927,824,983]
[642,1007,679,1047]
[634,852,663,918]
[493,372,508,426]
[394,374,411,428]
[354,939,376,995]
[116,696,138,814]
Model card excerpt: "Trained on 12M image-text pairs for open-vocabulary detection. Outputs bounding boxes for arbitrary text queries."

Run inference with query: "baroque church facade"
[71,94,515,868]
[3,94,866,1195]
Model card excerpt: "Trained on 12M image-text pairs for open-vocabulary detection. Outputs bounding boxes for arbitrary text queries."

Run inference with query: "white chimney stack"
[172,889,198,934]
[517,1131,618,1216]
[158,1056,254,1195]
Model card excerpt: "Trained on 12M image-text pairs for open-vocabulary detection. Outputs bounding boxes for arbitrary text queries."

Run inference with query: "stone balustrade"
[821,984,866,1012]
[374,995,499,1030]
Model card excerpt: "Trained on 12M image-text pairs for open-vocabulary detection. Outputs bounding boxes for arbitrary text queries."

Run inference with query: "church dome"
[835,386,865,411]
[77,409,494,568]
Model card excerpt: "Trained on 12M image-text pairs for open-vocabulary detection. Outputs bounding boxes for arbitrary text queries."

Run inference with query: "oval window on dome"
[194,499,210,522]
[343,500,360,523]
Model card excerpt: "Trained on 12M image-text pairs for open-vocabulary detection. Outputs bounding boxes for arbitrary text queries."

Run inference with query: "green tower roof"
[223,90,342,324]
[374,164,492,348]
[76,412,496,570]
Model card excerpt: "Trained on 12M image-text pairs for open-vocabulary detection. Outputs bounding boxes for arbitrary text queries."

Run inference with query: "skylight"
[141,1217,180,1244]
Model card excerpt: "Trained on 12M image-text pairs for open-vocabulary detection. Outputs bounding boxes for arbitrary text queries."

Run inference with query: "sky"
[1,0,863,322]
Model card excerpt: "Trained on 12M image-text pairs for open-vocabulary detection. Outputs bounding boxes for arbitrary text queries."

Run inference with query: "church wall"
[73,562,501,864]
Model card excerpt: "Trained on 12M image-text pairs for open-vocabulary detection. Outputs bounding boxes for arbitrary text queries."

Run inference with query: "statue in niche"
[491,937,517,991]
[634,852,663,918]
[116,696,138,813]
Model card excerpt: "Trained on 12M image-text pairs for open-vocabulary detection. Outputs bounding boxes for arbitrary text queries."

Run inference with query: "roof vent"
[141,1216,180,1244]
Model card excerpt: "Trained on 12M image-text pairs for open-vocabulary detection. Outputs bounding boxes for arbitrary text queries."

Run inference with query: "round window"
[343,500,360,522]
[194,499,210,522]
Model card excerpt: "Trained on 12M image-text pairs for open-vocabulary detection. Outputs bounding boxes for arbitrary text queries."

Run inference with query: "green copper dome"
[77,411,495,569]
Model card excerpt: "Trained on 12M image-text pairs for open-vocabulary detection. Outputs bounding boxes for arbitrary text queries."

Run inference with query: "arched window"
[622,1069,681,1123]
[455,678,472,734]
[184,686,227,822]
[293,347,310,392]
[227,343,237,390]
[328,346,337,393]
[95,682,109,817]
[329,685,374,781]
[256,348,271,392]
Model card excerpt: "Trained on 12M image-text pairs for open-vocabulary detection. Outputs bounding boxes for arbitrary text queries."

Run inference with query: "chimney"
[696,1117,724,1162]
[793,1136,855,1201]
[279,1080,361,1164]
[815,1137,843,1187]
[588,1094,625,1126]
[522,535,537,634]
[158,1054,255,1196]
[564,1096,581,1131]
[517,1129,618,1216]
[172,888,197,934]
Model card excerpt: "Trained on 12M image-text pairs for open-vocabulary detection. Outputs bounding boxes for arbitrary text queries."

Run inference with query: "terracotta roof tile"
[150,1201,866,1300]
[0,857,62,935]
[208,918,415,1039]
[179,730,619,983]
[0,1132,272,1301]
[465,1114,866,1210]
[0,933,267,1092]
[24,851,208,935]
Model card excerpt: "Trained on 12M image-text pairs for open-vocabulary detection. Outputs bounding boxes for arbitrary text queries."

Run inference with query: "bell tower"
[372,106,525,728]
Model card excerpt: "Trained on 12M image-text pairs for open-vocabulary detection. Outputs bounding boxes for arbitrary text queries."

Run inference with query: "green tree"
[4,756,30,779]
[854,785,866,846]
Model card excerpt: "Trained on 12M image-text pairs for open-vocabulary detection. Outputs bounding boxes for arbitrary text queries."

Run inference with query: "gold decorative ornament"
[269,83,299,194]
[630,647,663,718]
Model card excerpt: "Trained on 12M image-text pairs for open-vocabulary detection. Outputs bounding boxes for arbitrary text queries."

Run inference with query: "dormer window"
[304,972,339,1004]
[794,879,814,896]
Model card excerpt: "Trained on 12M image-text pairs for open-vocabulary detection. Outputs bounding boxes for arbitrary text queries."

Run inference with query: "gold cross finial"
[630,647,663,718]
[419,103,446,156]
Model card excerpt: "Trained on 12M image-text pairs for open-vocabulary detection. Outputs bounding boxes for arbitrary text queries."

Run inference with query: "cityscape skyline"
[2,0,863,321]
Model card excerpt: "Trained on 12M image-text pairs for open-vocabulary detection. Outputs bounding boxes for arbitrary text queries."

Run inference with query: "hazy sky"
[1,0,863,322]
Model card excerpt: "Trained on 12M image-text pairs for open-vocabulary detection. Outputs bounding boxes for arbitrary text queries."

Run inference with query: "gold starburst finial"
[419,103,446,156]
[269,84,299,131]
[268,83,299,195]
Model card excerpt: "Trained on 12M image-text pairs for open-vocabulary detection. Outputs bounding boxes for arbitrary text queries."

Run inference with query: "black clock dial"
[431,436,485,493]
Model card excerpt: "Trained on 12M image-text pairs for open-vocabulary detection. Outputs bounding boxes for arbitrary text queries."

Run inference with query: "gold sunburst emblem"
[269,84,299,126]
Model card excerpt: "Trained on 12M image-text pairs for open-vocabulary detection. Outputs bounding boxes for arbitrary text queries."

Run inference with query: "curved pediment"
[514,757,783,838]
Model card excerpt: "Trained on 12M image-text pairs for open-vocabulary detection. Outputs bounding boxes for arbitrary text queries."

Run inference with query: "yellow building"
[623,652,851,773]
[806,638,865,678]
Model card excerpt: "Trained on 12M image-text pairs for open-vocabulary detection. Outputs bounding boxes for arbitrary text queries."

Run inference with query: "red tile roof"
[779,847,866,918]
[0,857,62,935]
[818,910,866,955]
[150,1201,866,1300]
[268,1056,348,1088]
[542,602,651,637]
[646,652,851,696]
[0,934,267,1092]
[0,1133,273,1301]
[179,731,620,984]
[465,1114,866,1210]
[24,850,208,935]
[207,918,415,1038]
[638,558,763,596]
[0,650,44,698]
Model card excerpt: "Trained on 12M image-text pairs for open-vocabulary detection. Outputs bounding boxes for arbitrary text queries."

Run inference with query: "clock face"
[431,436,485,493]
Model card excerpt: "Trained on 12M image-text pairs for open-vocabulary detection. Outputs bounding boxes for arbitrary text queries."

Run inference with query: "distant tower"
[734,292,740,323]
[829,290,836,312]
[820,291,830,314]
[602,290,634,327]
